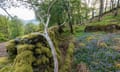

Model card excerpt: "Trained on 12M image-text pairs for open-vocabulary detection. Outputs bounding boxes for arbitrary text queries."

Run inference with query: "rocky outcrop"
[84,24,120,32]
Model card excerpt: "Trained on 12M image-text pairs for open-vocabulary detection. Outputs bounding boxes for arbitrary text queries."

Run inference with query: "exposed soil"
[0,42,7,57]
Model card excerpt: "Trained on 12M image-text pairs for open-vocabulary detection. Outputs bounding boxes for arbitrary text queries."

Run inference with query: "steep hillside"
[72,9,120,72]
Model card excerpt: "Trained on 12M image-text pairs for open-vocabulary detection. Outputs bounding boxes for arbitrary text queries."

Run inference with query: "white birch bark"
[30,0,58,72]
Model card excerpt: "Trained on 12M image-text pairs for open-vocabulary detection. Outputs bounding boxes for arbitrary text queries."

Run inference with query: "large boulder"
[0,26,75,72]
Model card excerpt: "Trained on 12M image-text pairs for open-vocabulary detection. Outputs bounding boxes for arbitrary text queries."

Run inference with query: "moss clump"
[6,40,17,58]
[17,44,34,54]
[0,66,13,72]
[13,51,34,72]
[35,56,49,65]
[21,34,38,39]
[59,42,75,72]
[14,64,33,72]
[0,57,8,65]
[0,57,11,70]
[14,51,35,65]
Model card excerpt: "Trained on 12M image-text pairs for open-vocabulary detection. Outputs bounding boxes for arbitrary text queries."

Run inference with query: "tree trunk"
[33,31,58,72]
[110,0,115,11]
[114,0,120,16]
[105,0,108,12]
[64,0,73,34]
[91,10,95,22]
[57,16,64,34]
[44,15,58,72]
[44,33,58,72]
[68,12,73,33]
[98,0,104,21]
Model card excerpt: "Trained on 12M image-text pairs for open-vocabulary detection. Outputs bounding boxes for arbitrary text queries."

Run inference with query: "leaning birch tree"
[23,0,58,72]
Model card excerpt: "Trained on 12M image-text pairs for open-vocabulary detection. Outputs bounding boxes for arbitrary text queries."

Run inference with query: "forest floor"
[73,31,120,72]
[0,42,7,57]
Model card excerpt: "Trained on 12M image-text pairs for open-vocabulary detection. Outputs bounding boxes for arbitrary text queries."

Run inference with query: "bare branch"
[31,32,45,36]
[47,0,57,14]
[29,0,46,25]
[0,7,13,19]
[45,15,50,28]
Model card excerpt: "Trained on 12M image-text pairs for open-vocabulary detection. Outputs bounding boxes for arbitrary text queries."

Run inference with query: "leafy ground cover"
[73,32,120,72]
[89,10,120,26]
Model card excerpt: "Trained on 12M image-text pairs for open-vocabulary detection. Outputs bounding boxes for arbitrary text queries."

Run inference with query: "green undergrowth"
[73,25,86,37]
[0,33,8,42]
[73,33,120,72]
[90,12,120,26]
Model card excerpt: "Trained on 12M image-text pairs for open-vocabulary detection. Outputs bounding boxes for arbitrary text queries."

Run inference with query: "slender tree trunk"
[85,0,89,21]
[64,0,73,34]
[57,15,64,34]
[90,10,95,22]
[44,32,58,72]
[90,0,97,22]
[78,2,82,25]
[110,0,115,12]
[114,0,120,16]
[105,0,108,13]
[98,0,103,21]
[44,15,58,72]
[68,11,73,33]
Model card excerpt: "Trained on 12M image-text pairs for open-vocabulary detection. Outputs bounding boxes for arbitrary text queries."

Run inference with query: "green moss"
[0,57,8,65]
[14,51,35,65]
[49,27,75,72]
[11,51,35,72]
[35,48,42,54]
[41,47,51,54]
[14,64,33,72]
[6,40,16,58]
[5,26,75,72]
[67,42,74,56]
[0,57,11,69]
[35,56,49,65]
[59,42,74,72]
[35,43,52,57]
[0,66,13,72]
[21,34,38,39]
[41,56,49,64]
[34,59,42,65]
[17,44,34,54]
[36,43,43,48]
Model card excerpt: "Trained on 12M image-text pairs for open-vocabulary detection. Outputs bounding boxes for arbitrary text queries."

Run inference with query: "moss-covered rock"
[2,26,75,72]
[84,24,120,32]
